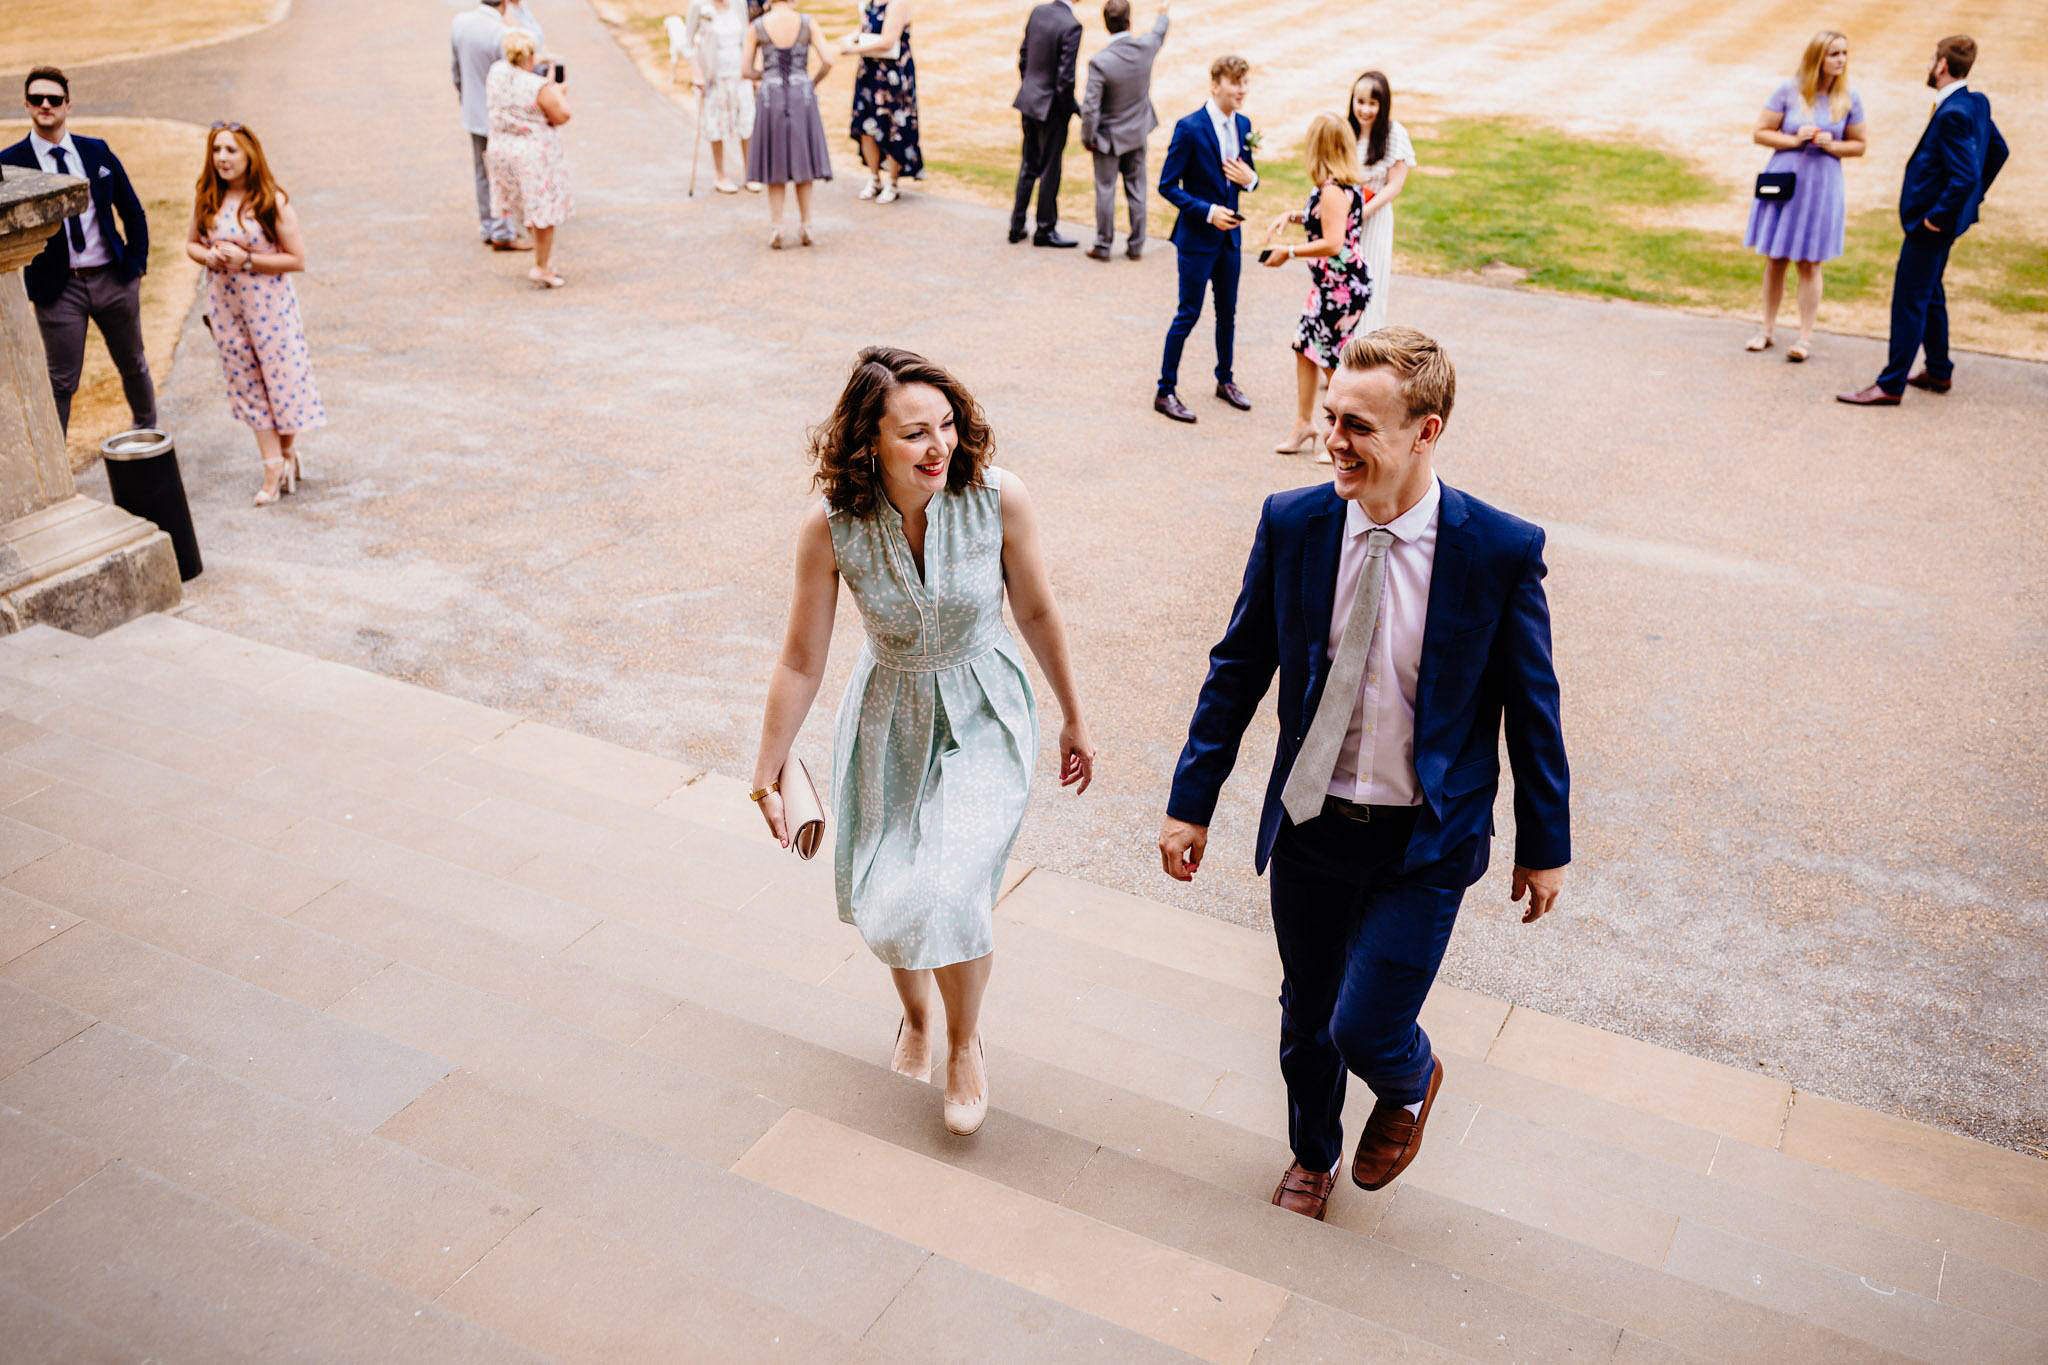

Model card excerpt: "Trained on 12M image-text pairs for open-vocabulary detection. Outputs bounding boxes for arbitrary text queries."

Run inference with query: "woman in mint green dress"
[753,347,1095,1136]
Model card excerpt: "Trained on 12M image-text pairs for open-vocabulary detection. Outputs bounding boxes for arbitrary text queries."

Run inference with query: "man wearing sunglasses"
[1,66,157,435]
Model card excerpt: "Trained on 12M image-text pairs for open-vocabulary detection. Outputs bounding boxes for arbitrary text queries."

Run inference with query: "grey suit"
[1079,13,1167,253]
[1010,1,1083,236]
[451,2,513,241]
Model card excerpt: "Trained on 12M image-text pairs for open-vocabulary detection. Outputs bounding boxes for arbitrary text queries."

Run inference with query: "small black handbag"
[1755,170,1797,201]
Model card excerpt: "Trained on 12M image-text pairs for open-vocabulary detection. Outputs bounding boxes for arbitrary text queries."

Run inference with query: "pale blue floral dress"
[826,471,1037,969]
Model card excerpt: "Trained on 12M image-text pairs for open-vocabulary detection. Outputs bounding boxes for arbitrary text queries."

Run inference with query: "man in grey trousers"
[451,0,527,249]
[1079,0,1168,261]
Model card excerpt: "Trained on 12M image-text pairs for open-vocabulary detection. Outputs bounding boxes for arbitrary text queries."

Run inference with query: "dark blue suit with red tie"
[1877,85,2007,394]
[1156,104,1255,396]
[1168,479,1570,1171]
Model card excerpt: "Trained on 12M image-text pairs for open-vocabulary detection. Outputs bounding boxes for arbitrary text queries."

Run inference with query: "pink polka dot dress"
[204,205,326,434]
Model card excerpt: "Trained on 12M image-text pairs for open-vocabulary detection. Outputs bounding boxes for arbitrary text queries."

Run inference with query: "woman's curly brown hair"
[809,346,994,517]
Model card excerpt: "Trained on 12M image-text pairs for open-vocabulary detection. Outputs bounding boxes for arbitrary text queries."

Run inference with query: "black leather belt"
[1322,796,1419,824]
[69,264,109,277]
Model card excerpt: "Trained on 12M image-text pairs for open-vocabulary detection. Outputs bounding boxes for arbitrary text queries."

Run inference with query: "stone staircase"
[0,614,2043,1362]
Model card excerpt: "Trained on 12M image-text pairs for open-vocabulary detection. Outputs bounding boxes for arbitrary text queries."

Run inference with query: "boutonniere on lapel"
[1241,127,1262,156]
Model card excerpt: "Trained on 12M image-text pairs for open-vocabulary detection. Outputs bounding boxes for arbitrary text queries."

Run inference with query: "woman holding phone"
[753,347,1094,1137]
[485,28,573,288]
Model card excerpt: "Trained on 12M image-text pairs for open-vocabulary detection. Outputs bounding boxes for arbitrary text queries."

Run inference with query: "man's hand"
[1922,217,1943,233]
[1511,865,1565,923]
[1222,155,1255,188]
[1158,817,1208,882]
[1205,203,1242,231]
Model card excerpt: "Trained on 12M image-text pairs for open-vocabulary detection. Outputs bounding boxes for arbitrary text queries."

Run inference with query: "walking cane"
[687,85,705,197]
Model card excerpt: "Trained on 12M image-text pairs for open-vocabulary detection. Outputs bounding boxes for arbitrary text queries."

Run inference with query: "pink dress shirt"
[1326,476,1440,805]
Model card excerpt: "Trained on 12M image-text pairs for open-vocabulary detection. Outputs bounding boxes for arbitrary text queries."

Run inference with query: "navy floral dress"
[848,0,923,178]
[1294,183,1373,370]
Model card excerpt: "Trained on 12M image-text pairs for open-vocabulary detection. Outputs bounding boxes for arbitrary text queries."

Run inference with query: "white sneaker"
[876,177,899,205]
[858,173,880,201]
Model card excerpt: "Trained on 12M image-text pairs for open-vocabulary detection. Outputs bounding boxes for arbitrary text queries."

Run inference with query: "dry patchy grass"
[1,117,209,472]
[1,0,285,72]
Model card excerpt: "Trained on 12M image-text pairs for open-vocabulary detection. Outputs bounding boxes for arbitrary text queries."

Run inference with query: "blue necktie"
[49,147,87,253]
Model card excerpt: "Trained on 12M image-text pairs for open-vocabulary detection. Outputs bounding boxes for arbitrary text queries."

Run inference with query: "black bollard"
[100,429,202,582]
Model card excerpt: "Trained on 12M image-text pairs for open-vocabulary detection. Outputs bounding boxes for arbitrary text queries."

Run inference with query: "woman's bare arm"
[1359,157,1409,219]
[1754,107,1806,150]
[999,470,1094,792]
[538,80,571,126]
[753,503,841,840]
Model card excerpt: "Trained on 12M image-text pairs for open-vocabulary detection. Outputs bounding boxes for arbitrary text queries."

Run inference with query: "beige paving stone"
[5,728,300,846]
[293,881,673,1043]
[863,1251,1202,1362]
[0,813,64,878]
[0,976,92,1079]
[1248,1294,1465,1362]
[736,1107,1291,1363]
[439,1204,860,1361]
[0,755,57,806]
[636,991,1100,1202]
[239,764,531,878]
[30,699,276,788]
[6,780,339,918]
[2,922,448,1132]
[512,847,854,982]
[469,719,699,807]
[999,858,1033,899]
[1707,1134,2048,1290]
[1000,867,1282,998]
[0,673,69,723]
[1375,1185,1900,1362]
[5,843,386,1010]
[651,770,757,831]
[328,961,782,1164]
[1487,1005,1792,1149]
[1059,1144,1622,1361]
[1464,1105,1944,1295]
[999,913,1280,1037]
[256,655,514,744]
[378,1070,928,1338]
[0,1163,541,1363]
[1780,1091,2048,1235]
[0,1025,531,1299]
[1662,1218,2045,1362]
[253,724,489,818]
[100,611,313,690]
[0,646,254,742]
[1606,1329,1703,1364]
[0,1282,136,1365]
[0,1103,102,1238]
[1402,1133,1679,1268]
[268,817,597,952]
[422,748,690,841]
[0,715,43,752]
[1449,1055,1723,1172]
[1939,1254,2048,1338]
[0,886,78,966]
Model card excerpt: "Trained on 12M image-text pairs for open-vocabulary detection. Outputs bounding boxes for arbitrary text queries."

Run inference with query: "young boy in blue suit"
[1154,54,1258,424]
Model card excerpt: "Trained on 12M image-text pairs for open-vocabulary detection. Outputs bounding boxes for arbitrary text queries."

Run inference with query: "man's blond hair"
[1340,326,1455,428]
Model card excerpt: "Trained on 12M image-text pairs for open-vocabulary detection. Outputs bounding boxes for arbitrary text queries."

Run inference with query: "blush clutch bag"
[778,756,826,860]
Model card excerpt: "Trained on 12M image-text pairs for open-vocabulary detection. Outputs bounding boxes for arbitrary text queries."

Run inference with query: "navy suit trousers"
[1158,243,1239,394]
[1878,228,1955,394]
[1268,806,1486,1172]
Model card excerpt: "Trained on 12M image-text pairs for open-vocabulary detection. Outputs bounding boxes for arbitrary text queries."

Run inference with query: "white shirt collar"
[1205,98,1232,127]
[1109,29,1134,41]
[29,127,73,155]
[1345,475,1441,544]
[1934,80,1969,107]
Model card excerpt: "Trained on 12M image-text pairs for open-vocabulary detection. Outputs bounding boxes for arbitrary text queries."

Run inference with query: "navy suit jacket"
[1167,480,1571,878]
[1158,106,1256,255]
[1899,88,2007,237]
[0,134,150,307]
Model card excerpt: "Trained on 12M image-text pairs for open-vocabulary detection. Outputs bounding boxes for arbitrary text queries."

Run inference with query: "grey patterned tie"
[1281,528,1395,824]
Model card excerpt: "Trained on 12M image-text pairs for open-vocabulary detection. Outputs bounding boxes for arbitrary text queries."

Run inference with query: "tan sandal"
[1745,333,1774,352]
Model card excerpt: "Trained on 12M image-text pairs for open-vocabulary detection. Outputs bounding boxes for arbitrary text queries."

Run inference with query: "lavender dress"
[746,15,832,184]
[1745,80,1863,263]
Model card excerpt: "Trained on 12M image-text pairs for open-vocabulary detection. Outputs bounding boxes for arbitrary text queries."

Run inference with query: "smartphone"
[1256,249,1274,263]
[552,61,567,83]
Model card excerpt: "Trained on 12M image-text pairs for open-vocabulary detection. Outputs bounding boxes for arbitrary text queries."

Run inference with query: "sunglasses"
[26,92,67,108]
[210,121,244,133]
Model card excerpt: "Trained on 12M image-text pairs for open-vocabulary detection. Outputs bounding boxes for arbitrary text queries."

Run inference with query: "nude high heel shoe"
[254,457,288,506]
[943,1036,988,1136]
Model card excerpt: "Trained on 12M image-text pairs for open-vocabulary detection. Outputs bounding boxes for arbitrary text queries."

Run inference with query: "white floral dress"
[484,61,572,229]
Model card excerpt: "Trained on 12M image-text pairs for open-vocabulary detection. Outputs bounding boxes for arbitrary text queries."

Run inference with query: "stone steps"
[0,615,2043,1361]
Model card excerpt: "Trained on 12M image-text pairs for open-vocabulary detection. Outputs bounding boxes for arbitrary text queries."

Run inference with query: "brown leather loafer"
[1836,383,1902,406]
[1271,1161,1337,1219]
[1907,370,1953,393]
[1352,1057,1444,1191]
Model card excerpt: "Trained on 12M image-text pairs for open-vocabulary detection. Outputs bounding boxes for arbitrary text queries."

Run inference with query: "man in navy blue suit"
[1160,327,1570,1221]
[1840,35,2007,406]
[1153,54,1257,424]
[1,66,156,435]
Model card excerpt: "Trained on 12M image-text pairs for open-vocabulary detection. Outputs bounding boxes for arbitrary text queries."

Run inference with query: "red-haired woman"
[184,121,324,506]
[752,347,1094,1137]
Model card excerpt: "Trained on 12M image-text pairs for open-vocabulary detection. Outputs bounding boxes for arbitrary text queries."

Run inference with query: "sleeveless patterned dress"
[825,471,1037,969]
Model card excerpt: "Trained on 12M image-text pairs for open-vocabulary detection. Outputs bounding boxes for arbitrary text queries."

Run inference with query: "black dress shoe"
[1907,370,1953,393]
[1007,225,1027,244]
[1033,229,1079,248]
[1086,245,1111,261]
[1215,381,1252,411]
[1155,391,1197,423]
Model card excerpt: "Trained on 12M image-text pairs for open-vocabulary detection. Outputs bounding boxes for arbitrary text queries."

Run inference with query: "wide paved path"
[35,0,2048,1151]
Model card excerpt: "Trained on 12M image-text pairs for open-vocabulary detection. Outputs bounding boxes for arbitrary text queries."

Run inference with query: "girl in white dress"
[1348,70,1415,337]
[686,0,762,194]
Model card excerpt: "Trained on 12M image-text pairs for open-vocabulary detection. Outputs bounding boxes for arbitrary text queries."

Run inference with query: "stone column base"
[0,494,181,636]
